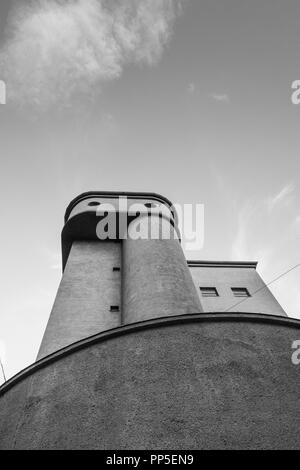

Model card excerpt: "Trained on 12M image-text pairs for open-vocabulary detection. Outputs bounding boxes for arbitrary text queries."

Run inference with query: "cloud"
[187,82,196,95]
[50,254,61,270]
[231,202,271,266]
[0,80,6,104]
[225,167,300,318]
[231,206,250,261]
[266,182,295,213]
[0,0,186,111]
[210,93,230,103]
[37,244,62,270]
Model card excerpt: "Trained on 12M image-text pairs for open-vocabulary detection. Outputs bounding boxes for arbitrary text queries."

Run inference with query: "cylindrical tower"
[37,191,203,359]
[123,210,202,324]
[0,191,299,450]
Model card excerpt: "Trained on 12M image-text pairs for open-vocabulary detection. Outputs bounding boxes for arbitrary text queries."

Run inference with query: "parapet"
[62,191,178,270]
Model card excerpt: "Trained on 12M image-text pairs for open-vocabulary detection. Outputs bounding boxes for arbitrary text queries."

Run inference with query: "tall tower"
[0,191,299,450]
[37,191,203,359]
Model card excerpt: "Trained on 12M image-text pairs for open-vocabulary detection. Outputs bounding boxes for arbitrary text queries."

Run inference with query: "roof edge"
[64,191,174,223]
[0,312,297,398]
[188,260,258,269]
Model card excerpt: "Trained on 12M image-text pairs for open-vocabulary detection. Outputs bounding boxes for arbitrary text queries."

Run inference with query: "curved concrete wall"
[1,314,300,450]
[65,193,176,225]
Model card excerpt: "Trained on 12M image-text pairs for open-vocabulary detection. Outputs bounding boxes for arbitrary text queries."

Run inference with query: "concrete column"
[122,213,203,324]
[37,240,121,359]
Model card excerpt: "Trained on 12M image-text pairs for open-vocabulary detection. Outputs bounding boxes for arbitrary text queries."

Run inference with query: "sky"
[0,0,300,381]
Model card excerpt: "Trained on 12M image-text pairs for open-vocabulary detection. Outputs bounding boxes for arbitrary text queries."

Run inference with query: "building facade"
[0,191,299,450]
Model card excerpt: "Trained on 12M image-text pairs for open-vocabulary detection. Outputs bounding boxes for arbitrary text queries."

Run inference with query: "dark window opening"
[200,287,219,297]
[231,287,251,298]
[88,201,101,207]
[110,305,120,312]
[113,267,120,272]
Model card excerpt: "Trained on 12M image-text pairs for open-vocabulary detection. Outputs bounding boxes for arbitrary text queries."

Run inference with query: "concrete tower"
[37,192,203,358]
[0,191,300,450]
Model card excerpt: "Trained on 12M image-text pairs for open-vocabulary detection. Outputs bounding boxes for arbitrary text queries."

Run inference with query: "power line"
[224,262,300,312]
[0,357,6,383]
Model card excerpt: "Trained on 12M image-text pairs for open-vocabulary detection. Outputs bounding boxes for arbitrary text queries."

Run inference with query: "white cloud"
[50,256,61,270]
[0,80,6,104]
[266,183,295,213]
[0,0,186,111]
[231,190,300,318]
[210,93,230,103]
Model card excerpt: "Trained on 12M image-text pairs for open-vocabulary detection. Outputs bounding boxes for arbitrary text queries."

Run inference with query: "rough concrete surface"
[190,264,286,316]
[37,241,121,359]
[1,318,300,450]
[123,236,203,324]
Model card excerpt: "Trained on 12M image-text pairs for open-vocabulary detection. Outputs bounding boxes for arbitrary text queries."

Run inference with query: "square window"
[110,305,120,312]
[113,267,120,272]
[200,287,219,297]
[231,287,251,298]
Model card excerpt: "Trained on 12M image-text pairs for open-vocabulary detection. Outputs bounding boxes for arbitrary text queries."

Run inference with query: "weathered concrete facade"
[37,240,122,359]
[38,192,203,359]
[189,261,286,316]
[0,191,297,450]
[123,214,202,324]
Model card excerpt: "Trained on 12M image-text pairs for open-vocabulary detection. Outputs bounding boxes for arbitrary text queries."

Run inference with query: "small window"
[200,287,219,297]
[88,201,101,207]
[231,287,250,298]
[110,305,120,312]
[113,267,120,272]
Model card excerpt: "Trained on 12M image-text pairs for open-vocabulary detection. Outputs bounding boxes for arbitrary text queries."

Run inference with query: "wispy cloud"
[0,0,186,111]
[266,182,295,213]
[210,93,230,104]
[231,202,271,266]
[187,82,196,95]
[218,167,299,317]
[0,80,6,104]
[50,254,61,270]
[231,209,250,261]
